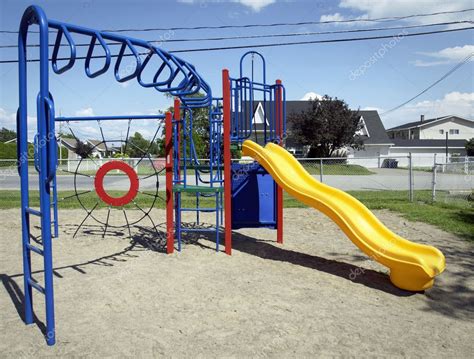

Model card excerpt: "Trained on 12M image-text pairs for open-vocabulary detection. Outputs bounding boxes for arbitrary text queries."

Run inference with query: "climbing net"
[57,116,166,238]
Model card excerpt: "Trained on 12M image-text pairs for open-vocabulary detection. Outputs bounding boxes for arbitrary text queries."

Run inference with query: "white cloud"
[381,91,474,128]
[177,0,276,12]
[0,108,16,129]
[413,45,474,67]
[320,13,346,22]
[320,0,473,27]
[75,107,95,117]
[0,107,37,141]
[361,106,383,111]
[300,92,323,100]
[237,0,275,12]
[319,12,368,26]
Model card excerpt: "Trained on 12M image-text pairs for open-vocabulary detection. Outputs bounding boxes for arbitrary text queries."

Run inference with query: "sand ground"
[0,208,473,358]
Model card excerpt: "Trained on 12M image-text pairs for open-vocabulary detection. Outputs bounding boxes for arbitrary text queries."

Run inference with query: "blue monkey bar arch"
[17,5,213,346]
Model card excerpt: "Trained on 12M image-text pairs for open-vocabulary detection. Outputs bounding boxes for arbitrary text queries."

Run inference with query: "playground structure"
[16,6,445,347]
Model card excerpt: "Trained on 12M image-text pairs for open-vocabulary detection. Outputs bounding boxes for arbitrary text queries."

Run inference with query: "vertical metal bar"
[223,69,232,255]
[165,112,174,254]
[177,192,182,252]
[275,80,283,244]
[31,7,56,346]
[52,175,59,237]
[178,105,182,184]
[18,20,33,327]
[408,152,413,202]
[209,106,214,187]
[174,98,182,184]
[215,192,219,251]
[431,165,437,202]
[319,158,323,182]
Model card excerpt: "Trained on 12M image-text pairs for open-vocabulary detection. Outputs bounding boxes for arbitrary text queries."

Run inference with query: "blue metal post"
[18,19,33,327]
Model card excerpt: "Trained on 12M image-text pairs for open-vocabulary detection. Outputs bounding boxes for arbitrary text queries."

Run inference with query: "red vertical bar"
[174,98,181,180]
[223,69,232,255]
[276,79,283,244]
[165,111,174,254]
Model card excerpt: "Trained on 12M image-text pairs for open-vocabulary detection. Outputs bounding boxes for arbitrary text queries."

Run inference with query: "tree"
[163,93,211,159]
[0,127,16,142]
[74,141,94,159]
[287,95,363,157]
[466,138,474,156]
[58,132,75,139]
[155,137,165,157]
[124,132,159,158]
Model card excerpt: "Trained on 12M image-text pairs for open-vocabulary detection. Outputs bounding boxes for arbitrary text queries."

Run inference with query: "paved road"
[1,168,471,192]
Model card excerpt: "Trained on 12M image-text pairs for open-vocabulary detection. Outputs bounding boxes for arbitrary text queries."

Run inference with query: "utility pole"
[445,131,449,162]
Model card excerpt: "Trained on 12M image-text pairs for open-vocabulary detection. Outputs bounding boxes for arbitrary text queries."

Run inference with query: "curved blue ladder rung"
[51,25,76,74]
[114,39,142,82]
[85,32,111,78]
[136,47,175,88]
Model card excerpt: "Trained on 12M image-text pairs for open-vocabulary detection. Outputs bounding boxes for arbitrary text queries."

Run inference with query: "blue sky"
[0,0,472,140]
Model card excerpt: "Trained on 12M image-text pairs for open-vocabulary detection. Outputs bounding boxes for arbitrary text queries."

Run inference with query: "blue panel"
[231,163,277,229]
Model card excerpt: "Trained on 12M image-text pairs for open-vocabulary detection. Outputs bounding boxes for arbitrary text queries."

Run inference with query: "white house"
[59,137,119,159]
[385,115,473,166]
[386,115,474,141]
[346,111,395,167]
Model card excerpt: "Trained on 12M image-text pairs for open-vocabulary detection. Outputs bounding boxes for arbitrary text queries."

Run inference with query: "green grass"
[283,190,473,241]
[355,191,473,241]
[0,189,471,241]
[0,190,214,210]
[302,163,374,175]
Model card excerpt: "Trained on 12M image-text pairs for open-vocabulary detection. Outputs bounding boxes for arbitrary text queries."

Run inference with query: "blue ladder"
[18,97,57,346]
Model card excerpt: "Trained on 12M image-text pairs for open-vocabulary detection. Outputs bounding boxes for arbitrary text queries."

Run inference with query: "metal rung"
[26,243,44,256]
[180,228,219,233]
[180,208,218,212]
[28,278,45,294]
[25,207,42,217]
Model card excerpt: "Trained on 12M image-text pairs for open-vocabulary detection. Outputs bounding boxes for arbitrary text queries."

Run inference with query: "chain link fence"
[432,157,474,204]
[1,155,472,206]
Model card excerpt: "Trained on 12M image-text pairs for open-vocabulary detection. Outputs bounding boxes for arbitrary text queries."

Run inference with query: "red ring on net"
[94,160,139,207]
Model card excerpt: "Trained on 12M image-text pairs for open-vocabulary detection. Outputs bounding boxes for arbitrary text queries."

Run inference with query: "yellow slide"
[242,140,445,291]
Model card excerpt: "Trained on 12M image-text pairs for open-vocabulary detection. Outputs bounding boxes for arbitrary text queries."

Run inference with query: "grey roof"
[391,139,467,148]
[355,111,393,145]
[59,137,112,152]
[86,139,107,152]
[59,137,79,149]
[283,101,392,145]
[386,115,472,131]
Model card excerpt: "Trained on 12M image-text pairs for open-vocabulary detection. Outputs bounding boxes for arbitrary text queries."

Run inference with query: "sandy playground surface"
[0,207,473,357]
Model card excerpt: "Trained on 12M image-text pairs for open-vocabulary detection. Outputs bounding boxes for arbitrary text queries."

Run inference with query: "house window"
[449,129,459,135]
[439,129,444,134]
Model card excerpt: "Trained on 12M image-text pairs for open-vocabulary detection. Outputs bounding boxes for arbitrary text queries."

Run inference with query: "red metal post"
[165,111,174,254]
[276,79,283,244]
[222,69,232,255]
